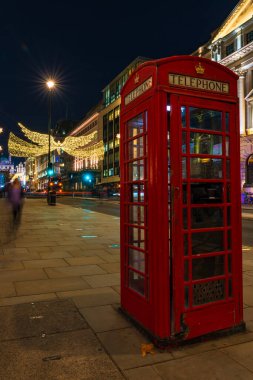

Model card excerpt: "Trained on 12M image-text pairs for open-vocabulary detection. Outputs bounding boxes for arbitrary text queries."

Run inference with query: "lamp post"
[46,80,55,165]
[46,80,55,204]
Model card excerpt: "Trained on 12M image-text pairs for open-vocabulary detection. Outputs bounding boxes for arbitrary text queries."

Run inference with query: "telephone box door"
[169,94,242,340]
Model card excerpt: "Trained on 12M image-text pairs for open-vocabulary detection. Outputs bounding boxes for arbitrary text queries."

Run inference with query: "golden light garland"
[18,123,49,146]
[18,122,97,148]
[67,141,104,159]
[8,123,104,159]
[8,132,48,157]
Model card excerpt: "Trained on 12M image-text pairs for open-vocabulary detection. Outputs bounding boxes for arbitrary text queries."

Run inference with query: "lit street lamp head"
[46,80,55,90]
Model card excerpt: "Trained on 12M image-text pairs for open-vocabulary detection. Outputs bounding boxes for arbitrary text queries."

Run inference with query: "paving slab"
[64,256,106,266]
[2,247,30,255]
[38,250,72,259]
[0,282,16,298]
[67,287,120,307]
[243,274,253,286]
[0,268,47,282]
[244,265,253,271]
[154,349,253,380]
[171,330,253,359]
[56,239,84,246]
[15,277,90,296]
[79,304,131,332]
[97,327,173,370]
[28,246,69,253]
[1,251,41,260]
[0,260,24,270]
[96,252,120,263]
[97,261,120,273]
[15,240,58,248]
[0,329,123,380]
[0,293,58,306]
[244,270,253,277]
[243,307,253,322]
[0,299,88,340]
[45,264,106,278]
[112,285,121,294]
[22,258,69,269]
[79,242,110,250]
[243,286,253,306]
[83,273,120,288]
[221,340,253,372]
[124,366,163,380]
[105,248,121,255]
[0,242,16,249]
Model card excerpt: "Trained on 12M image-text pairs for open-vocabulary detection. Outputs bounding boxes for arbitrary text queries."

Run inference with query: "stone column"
[238,74,246,135]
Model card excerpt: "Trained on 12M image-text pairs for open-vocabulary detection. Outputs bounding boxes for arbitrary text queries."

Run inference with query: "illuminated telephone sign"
[168,73,229,94]
[124,77,153,105]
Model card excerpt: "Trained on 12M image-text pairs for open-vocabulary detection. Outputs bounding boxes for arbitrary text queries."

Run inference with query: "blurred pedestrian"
[7,178,24,226]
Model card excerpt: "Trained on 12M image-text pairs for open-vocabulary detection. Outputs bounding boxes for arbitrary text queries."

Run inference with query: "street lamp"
[46,80,55,168]
[46,79,55,204]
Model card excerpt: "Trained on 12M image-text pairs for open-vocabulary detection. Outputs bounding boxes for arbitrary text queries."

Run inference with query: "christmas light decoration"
[18,123,97,148]
[8,132,48,157]
[8,123,104,160]
[67,141,104,159]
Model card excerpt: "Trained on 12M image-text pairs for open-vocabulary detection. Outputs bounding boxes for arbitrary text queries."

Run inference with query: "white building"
[193,0,253,200]
[0,155,14,174]
[15,161,26,186]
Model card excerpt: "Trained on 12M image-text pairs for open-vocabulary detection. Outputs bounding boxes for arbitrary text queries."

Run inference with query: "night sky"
[0,0,239,158]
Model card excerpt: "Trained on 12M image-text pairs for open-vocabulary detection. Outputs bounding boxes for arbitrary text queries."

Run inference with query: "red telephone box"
[120,56,245,346]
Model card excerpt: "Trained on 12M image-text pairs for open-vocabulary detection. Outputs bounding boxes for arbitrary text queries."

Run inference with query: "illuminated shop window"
[114,106,120,118]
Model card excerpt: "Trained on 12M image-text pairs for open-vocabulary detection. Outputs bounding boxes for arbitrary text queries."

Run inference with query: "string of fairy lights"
[8,123,104,159]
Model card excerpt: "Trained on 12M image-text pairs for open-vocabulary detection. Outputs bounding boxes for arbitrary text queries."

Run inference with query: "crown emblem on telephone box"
[134,74,140,84]
[195,62,205,75]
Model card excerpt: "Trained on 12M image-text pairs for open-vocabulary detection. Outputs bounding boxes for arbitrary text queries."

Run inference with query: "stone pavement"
[0,198,253,379]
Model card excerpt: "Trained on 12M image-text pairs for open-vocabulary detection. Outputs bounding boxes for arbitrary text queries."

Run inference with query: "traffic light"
[83,173,93,183]
[47,163,54,177]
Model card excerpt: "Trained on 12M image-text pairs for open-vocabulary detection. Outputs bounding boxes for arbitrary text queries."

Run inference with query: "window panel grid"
[181,106,233,310]
[128,269,147,297]
[124,111,148,298]
[128,248,146,274]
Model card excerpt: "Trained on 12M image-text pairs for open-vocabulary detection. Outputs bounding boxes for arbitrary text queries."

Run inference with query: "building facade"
[193,0,253,200]
[25,157,36,191]
[0,155,14,188]
[64,103,103,191]
[0,155,14,174]
[15,161,26,186]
